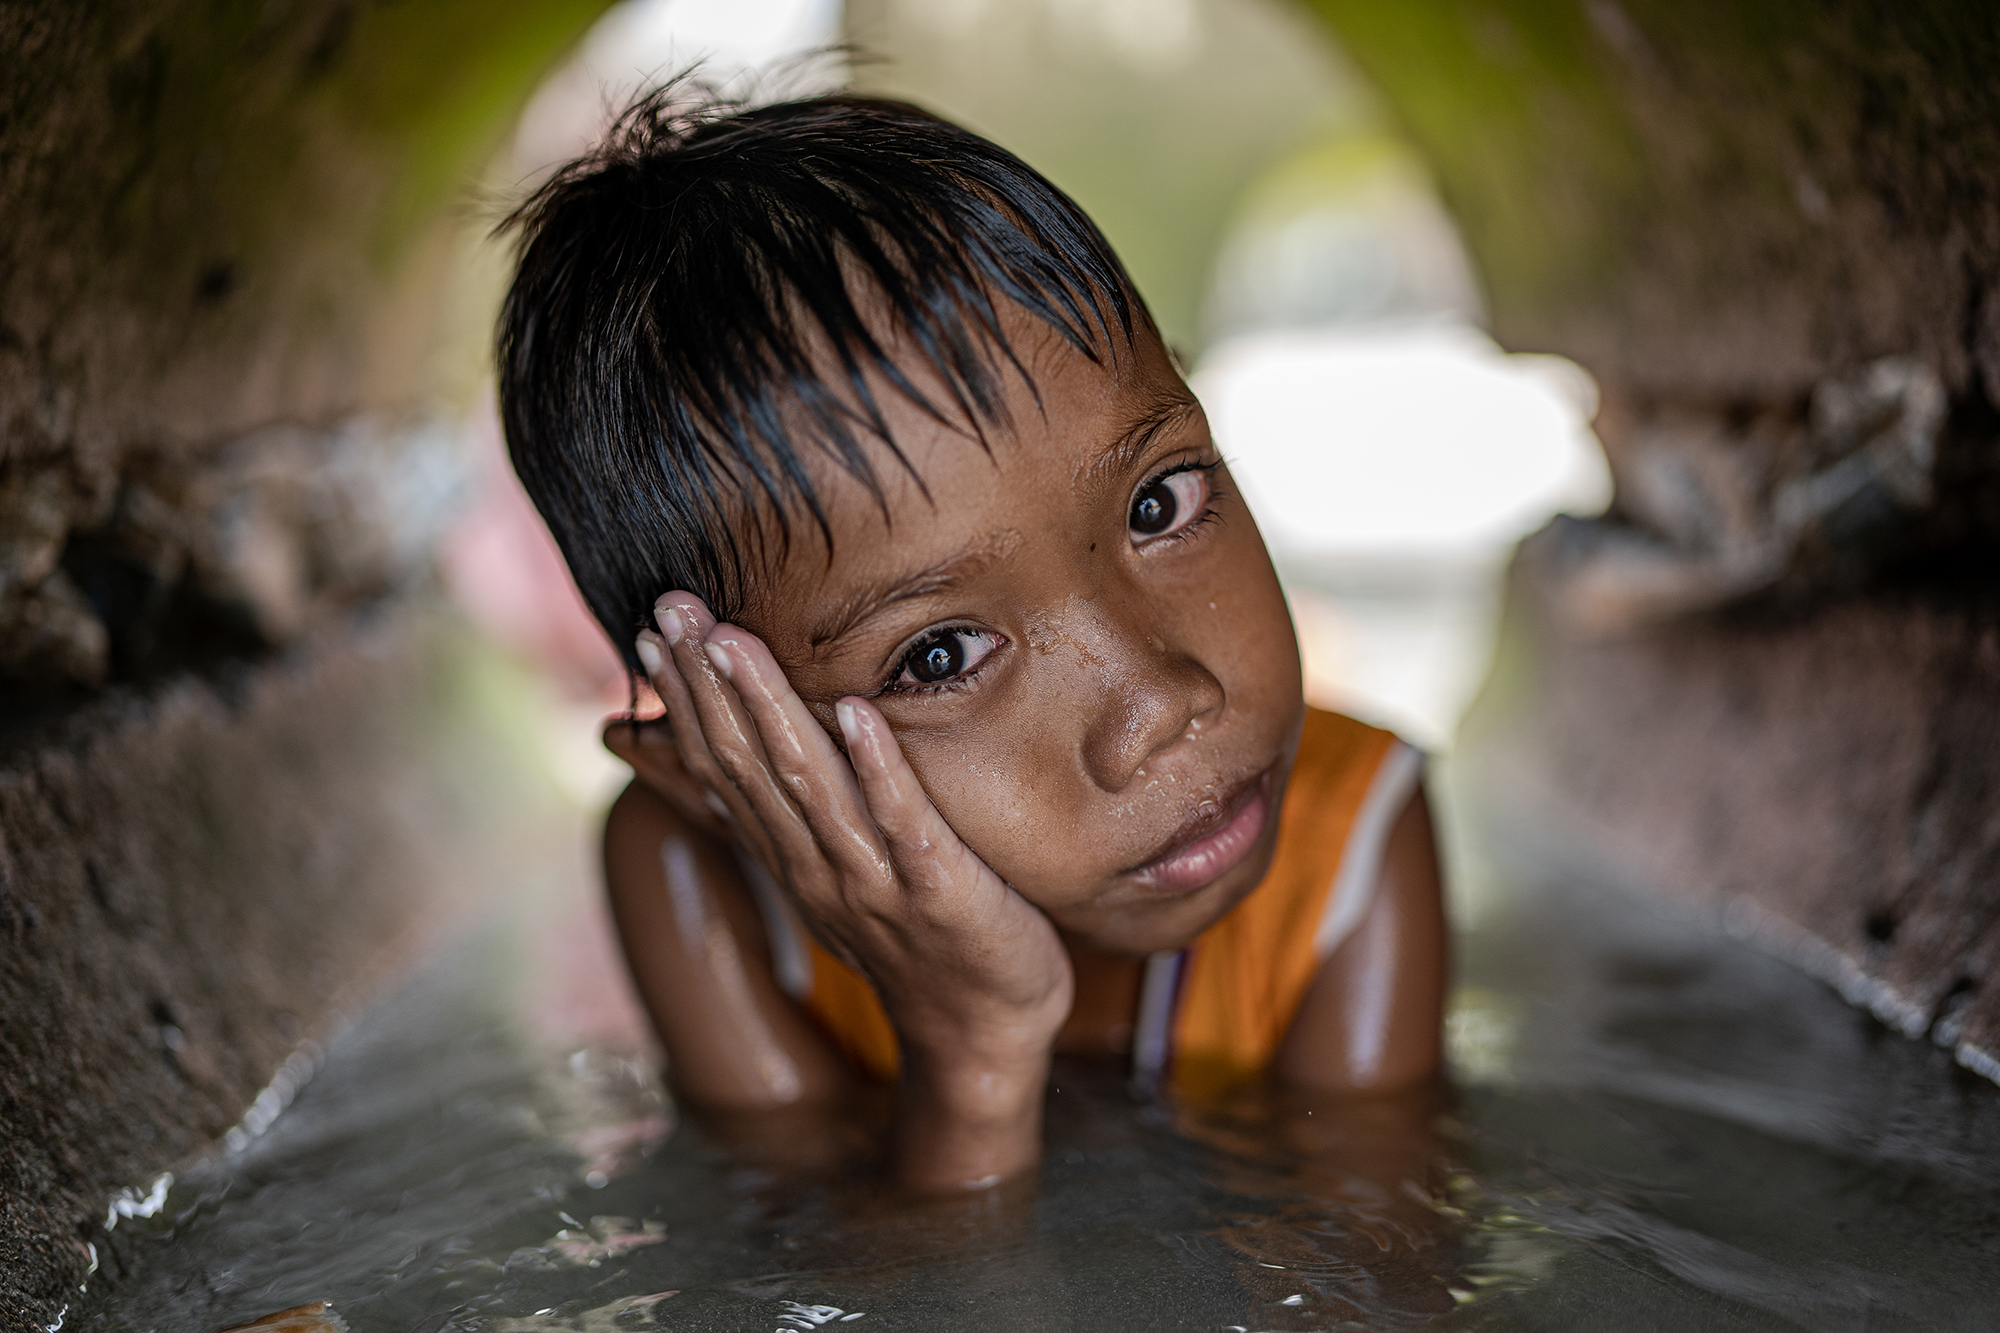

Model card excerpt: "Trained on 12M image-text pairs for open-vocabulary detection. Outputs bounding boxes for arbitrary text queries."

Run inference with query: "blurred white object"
[1194,321,1609,567]
[1195,321,1610,748]
[515,0,844,174]
[1284,581,1497,752]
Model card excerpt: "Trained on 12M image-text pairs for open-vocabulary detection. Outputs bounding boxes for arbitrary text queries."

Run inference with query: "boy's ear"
[602,716,731,840]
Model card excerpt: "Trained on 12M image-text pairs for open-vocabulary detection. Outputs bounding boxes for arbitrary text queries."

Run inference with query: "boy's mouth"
[1127,766,1274,895]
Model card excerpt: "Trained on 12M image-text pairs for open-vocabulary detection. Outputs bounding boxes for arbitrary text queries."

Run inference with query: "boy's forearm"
[892,1042,1050,1193]
[604,782,852,1111]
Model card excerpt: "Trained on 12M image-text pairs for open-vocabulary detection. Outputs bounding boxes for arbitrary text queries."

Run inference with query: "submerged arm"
[602,776,851,1110]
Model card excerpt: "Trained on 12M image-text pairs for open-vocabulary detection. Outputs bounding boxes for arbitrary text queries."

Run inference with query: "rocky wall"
[1468,544,2000,1079]
[1,3,608,1326]
[1,614,471,1320]
[1304,0,2000,1072]
[1,0,603,697]
[1304,0,2000,408]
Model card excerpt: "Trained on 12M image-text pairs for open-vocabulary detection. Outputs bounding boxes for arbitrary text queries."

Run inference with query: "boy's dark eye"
[1128,466,1211,542]
[912,634,962,683]
[1131,482,1176,535]
[892,627,1001,690]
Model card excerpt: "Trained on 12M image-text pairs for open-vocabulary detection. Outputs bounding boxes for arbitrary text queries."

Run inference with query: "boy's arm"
[602,776,851,1110]
[1274,786,1448,1092]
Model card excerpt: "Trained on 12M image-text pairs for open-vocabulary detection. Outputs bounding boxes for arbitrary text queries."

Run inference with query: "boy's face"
[736,308,1305,956]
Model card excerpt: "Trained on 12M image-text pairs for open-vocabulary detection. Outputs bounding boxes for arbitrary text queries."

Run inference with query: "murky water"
[75,788,2000,1332]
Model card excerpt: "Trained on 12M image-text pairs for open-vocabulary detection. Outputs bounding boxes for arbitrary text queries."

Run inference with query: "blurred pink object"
[443,391,631,704]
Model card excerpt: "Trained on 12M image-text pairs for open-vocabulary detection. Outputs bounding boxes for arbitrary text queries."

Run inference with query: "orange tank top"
[768,708,1422,1095]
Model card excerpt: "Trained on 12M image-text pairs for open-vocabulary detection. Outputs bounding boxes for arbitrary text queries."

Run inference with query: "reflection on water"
[74,764,2000,1332]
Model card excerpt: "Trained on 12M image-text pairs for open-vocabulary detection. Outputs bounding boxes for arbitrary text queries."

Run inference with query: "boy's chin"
[1046,856,1278,957]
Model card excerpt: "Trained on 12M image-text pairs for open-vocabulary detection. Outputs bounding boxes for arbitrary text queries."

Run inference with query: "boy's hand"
[634,592,1072,1190]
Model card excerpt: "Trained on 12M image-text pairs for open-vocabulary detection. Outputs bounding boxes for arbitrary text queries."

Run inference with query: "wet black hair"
[495,84,1146,669]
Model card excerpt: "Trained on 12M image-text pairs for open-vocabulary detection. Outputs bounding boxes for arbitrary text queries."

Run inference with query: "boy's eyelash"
[1152,458,1219,482]
[1167,504,1224,545]
[1142,458,1227,546]
[877,670,973,700]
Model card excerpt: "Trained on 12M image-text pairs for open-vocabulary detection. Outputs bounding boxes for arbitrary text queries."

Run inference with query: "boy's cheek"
[898,726,1086,886]
[1208,537,1306,721]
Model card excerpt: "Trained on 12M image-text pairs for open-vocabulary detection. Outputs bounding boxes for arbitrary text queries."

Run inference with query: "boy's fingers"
[653,597,780,795]
[704,628,892,889]
[637,626,740,800]
[654,594,832,891]
[635,623,781,870]
[836,696,993,907]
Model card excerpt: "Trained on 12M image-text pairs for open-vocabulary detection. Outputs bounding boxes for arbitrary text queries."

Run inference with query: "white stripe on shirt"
[1129,948,1186,1092]
[1312,740,1425,961]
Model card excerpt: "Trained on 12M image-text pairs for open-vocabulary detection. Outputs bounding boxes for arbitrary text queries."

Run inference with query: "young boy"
[497,89,1446,1194]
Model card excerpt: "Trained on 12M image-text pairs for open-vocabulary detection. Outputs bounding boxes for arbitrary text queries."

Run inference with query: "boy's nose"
[1074,617,1226,794]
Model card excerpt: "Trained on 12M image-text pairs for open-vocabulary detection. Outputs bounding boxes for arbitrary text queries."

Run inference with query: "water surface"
[78,805,2000,1331]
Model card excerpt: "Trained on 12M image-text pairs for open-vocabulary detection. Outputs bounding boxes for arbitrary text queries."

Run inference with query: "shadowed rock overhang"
[0,2,610,1325]
[1306,0,2000,1080]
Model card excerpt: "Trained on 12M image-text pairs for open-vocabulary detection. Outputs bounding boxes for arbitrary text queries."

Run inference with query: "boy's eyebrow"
[1078,392,1205,486]
[807,532,1023,648]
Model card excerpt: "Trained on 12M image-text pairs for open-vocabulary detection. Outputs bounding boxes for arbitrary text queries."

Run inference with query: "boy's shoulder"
[1251,705,1423,927]
[1294,705,1408,789]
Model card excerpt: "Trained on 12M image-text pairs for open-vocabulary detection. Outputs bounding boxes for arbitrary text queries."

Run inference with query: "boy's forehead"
[739,308,1197,640]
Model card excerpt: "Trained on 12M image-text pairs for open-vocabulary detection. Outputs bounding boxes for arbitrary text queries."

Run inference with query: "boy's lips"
[1127,767,1274,895]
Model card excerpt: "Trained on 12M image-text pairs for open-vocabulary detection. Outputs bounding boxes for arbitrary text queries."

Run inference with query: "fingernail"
[836,701,860,746]
[704,791,731,821]
[658,607,686,645]
[705,640,733,679]
[635,636,663,675]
